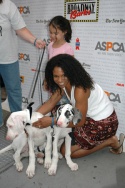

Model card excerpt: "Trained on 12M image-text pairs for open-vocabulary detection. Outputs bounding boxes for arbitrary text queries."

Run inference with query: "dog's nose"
[6,135,11,140]
[57,121,62,127]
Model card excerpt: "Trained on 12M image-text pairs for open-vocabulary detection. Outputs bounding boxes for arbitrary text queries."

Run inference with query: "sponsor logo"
[95,41,125,52]
[36,20,50,24]
[106,18,125,24]
[18,53,30,61]
[75,38,80,50]
[105,91,121,103]
[82,62,91,69]
[116,83,124,87]
[64,0,99,22]
[18,6,30,14]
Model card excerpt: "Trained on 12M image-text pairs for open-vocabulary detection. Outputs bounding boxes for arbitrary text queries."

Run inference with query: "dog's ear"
[56,104,65,120]
[72,107,82,125]
[12,115,25,126]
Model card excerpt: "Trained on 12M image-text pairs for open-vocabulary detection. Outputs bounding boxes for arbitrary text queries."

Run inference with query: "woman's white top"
[0,0,26,64]
[63,83,114,121]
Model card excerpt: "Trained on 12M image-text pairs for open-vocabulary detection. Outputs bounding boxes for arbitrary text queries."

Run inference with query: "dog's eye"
[65,110,71,118]
[9,125,13,128]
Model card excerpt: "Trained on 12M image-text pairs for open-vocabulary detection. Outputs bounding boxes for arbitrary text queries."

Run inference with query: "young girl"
[44,16,74,114]
[48,15,74,59]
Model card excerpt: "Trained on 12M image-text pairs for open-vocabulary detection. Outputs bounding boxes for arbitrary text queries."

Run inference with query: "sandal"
[110,133,125,154]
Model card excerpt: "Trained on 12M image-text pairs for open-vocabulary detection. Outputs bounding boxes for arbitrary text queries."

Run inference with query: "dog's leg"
[13,133,27,172]
[44,128,53,169]
[26,136,36,178]
[13,148,24,171]
[57,138,64,159]
[65,134,78,171]
[48,128,59,175]
[13,140,27,171]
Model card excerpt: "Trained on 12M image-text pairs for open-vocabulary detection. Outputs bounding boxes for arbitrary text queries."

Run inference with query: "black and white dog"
[48,104,82,175]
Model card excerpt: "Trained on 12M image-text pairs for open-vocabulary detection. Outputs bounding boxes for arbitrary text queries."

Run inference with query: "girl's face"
[49,25,66,43]
[53,67,69,89]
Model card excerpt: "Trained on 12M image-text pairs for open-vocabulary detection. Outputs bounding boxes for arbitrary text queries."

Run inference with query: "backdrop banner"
[2,0,125,149]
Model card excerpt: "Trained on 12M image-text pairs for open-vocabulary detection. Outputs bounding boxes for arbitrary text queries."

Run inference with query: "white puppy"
[0,109,53,178]
[48,104,82,175]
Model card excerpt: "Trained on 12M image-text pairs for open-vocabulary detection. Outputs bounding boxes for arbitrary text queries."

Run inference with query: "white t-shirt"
[0,0,26,64]
[64,83,114,121]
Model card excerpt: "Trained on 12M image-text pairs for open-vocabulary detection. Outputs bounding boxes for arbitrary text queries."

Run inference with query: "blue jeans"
[0,61,22,125]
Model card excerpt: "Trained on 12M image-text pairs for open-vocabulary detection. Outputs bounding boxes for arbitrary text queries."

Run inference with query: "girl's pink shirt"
[48,42,74,59]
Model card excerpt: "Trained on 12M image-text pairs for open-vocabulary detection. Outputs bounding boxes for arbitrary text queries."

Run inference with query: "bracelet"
[51,117,54,128]
[33,38,37,46]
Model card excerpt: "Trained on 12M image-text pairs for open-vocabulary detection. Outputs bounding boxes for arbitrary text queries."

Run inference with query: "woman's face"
[53,67,69,88]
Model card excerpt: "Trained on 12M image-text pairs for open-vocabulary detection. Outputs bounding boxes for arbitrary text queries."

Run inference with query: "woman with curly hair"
[33,54,124,158]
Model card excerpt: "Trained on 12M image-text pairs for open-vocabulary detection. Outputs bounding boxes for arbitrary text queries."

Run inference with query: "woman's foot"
[110,133,125,154]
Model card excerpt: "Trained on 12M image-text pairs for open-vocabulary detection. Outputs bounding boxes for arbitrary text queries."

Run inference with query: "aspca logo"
[43,38,51,46]
[18,6,30,14]
[20,76,24,83]
[105,91,121,103]
[95,41,125,52]
[22,97,29,104]
[18,53,30,61]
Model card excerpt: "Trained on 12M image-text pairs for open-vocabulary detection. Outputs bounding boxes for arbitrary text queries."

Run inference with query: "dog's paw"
[44,158,52,169]
[48,164,57,175]
[26,165,35,178]
[69,162,78,171]
[58,152,63,159]
[16,162,23,171]
[37,157,44,164]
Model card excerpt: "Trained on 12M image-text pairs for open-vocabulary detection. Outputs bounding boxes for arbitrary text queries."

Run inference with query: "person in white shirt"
[33,54,125,157]
[0,0,45,127]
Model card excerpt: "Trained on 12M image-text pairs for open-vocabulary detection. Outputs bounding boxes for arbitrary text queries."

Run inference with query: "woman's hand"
[32,116,52,129]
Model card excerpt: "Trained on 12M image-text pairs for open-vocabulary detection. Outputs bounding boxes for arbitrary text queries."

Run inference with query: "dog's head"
[6,111,26,140]
[56,104,82,128]
[6,110,43,141]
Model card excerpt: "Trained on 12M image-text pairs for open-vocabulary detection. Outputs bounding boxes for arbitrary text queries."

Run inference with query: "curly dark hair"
[48,15,72,43]
[45,54,94,93]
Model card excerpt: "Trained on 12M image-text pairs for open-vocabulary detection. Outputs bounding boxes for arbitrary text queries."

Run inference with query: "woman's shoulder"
[74,86,90,98]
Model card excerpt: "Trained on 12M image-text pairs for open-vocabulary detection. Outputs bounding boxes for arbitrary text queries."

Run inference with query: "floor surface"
[0,110,125,188]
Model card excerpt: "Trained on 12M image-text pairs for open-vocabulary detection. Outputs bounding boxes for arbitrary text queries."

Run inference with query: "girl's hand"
[32,116,52,129]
